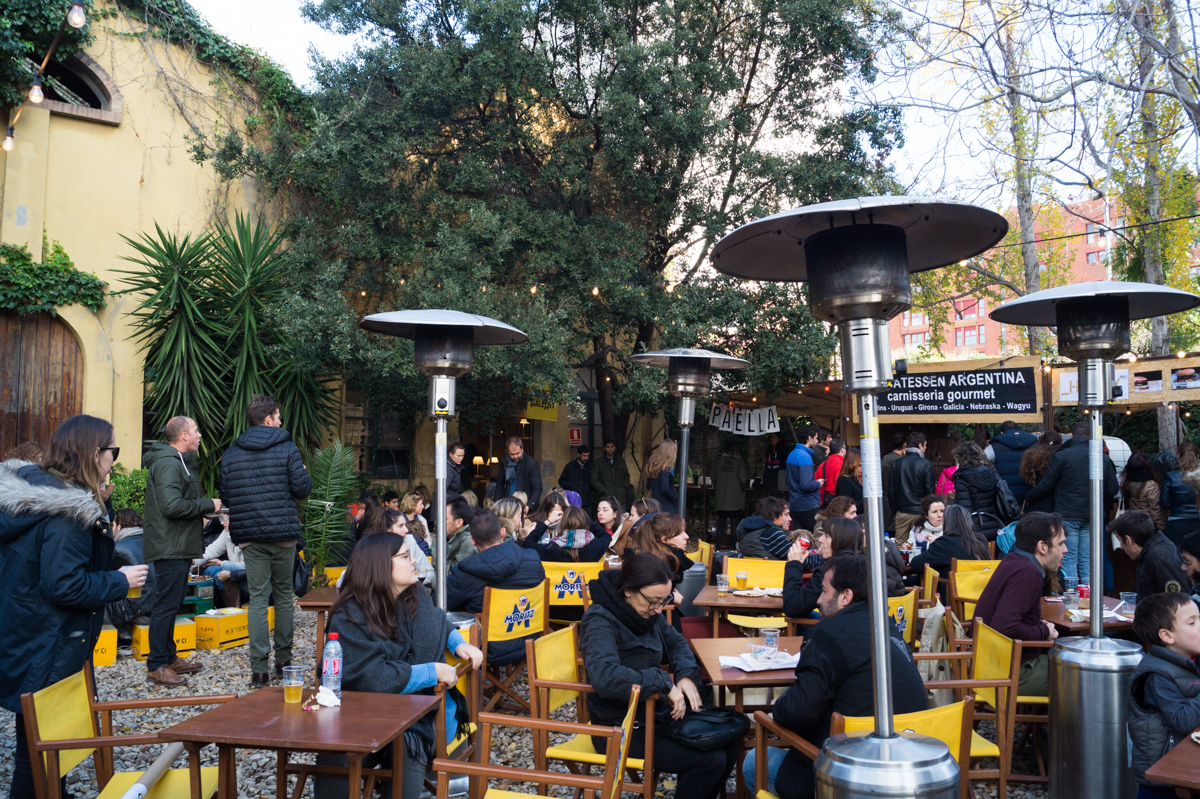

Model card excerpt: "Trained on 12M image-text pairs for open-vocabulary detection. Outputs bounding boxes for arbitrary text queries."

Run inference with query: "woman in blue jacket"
[644,439,680,514]
[0,415,147,799]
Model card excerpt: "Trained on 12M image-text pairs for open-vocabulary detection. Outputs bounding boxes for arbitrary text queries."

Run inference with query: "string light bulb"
[665,282,674,293]
[67,3,86,28]
[360,290,366,296]
[530,283,537,294]
[592,286,599,296]
[28,76,44,104]
[1129,354,1137,362]
[481,285,486,292]
[2,127,13,152]
[1179,351,1187,358]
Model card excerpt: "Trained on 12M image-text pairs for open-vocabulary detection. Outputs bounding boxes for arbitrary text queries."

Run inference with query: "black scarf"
[588,569,660,636]
[1125,463,1155,484]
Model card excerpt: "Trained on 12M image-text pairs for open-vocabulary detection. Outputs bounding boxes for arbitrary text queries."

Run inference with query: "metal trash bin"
[1049,636,1142,799]
[677,562,708,616]
[816,733,960,799]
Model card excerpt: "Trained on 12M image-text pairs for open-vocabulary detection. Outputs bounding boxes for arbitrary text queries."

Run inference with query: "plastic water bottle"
[321,633,343,699]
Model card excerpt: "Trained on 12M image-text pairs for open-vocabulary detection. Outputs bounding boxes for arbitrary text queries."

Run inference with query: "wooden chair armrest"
[477,712,611,737]
[1021,639,1055,648]
[40,734,164,751]
[752,711,821,761]
[917,599,934,608]
[785,616,818,626]
[93,694,236,711]
[911,652,974,661]
[431,759,606,791]
[924,679,1011,690]
[533,679,598,694]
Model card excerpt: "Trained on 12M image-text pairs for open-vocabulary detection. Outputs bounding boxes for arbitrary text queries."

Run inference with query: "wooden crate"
[132,618,196,662]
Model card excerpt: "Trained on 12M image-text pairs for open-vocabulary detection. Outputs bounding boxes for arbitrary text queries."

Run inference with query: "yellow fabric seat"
[482,790,549,799]
[757,791,781,799]
[1017,695,1049,705]
[97,768,220,799]
[727,614,787,629]
[544,732,645,769]
[970,730,1001,759]
[723,558,786,589]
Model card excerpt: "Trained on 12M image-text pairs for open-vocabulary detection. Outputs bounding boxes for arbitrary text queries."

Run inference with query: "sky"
[185,0,361,89]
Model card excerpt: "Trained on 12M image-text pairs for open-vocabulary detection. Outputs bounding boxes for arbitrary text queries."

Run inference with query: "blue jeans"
[1060,520,1090,586]
[742,746,788,796]
[203,562,247,596]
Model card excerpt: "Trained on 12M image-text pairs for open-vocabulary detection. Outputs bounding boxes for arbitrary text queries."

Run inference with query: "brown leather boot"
[170,657,203,675]
[273,660,292,679]
[147,666,188,686]
[250,672,270,689]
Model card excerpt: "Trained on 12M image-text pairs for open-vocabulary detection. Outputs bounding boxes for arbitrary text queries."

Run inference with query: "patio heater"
[630,348,750,528]
[990,281,1199,799]
[359,310,528,609]
[713,197,1008,799]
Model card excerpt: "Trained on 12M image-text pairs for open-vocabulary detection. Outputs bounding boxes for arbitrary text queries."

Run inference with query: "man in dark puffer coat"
[446,511,545,665]
[987,421,1039,503]
[220,396,312,687]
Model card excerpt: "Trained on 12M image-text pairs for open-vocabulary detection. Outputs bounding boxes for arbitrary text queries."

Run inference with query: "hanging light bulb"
[592,285,599,296]
[481,285,486,292]
[2,127,13,152]
[67,3,87,28]
[530,284,537,294]
[29,76,44,104]
[665,281,674,293]
[360,290,366,296]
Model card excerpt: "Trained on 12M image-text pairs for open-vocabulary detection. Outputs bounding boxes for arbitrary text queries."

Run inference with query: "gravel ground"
[0,606,1049,799]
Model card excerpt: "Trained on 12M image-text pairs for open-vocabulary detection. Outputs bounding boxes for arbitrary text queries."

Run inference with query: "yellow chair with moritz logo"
[479,580,550,712]
[543,561,604,626]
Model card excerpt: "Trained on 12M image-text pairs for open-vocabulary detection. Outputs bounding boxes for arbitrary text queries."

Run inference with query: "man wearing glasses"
[142,416,222,686]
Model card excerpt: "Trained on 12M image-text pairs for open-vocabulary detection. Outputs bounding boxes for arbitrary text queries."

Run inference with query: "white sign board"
[708,405,780,436]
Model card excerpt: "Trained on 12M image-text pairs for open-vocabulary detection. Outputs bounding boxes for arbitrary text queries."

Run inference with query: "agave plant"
[302,441,358,585]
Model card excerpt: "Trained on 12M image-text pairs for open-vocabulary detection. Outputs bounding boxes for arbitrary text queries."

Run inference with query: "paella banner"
[709,404,780,436]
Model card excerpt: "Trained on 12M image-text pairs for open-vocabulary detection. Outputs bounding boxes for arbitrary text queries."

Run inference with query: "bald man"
[142,416,221,686]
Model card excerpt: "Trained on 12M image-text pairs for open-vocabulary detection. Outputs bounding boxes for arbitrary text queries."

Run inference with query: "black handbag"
[293,550,312,597]
[994,475,1021,522]
[654,705,750,750]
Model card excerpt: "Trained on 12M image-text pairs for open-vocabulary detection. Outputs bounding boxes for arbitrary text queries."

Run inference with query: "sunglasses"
[99,446,120,460]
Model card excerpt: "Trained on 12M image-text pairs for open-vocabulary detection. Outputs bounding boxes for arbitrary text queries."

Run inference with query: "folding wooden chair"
[544,561,605,627]
[526,626,658,799]
[723,557,787,588]
[952,559,1002,573]
[20,666,234,799]
[949,570,995,632]
[432,686,642,799]
[888,587,919,648]
[479,580,550,712]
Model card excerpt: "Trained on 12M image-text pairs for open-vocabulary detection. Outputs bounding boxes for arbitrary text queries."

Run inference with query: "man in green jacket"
[142,416,220,686]
[590,439,632,507]
[445,497,477,570]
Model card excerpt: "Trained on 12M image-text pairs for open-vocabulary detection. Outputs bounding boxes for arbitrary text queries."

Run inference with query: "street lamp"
[359,309,527,608]
[630,348,750,527]
[714,196,1007,799]
[990,281,1199,799]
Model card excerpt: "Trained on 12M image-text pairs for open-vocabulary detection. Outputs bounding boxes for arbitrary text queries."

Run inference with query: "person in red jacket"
[974,511,1067,696]
[814,440,845,505]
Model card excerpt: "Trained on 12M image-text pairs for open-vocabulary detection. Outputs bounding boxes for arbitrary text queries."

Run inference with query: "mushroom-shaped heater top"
[359,309,528,376]
[711,196,1009,323]
[631,347,750,398]
[989,281,1200,361]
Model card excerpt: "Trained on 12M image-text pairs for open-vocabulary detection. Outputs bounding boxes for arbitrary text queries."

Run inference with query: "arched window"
[31,52,123,126]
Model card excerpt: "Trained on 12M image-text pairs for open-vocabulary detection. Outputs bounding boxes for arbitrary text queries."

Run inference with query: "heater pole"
[678,398,695,528]
[1089,410,1105,639]
[435,415,449,610]
[857,391,895,738]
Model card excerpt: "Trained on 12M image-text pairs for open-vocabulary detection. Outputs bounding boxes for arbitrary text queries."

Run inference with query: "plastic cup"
[716,574,729,596]
[1063,576,1078,592]
[1064,589,1080,612]
[127,585,141,599]
[282,666,304,704]
[736,571,748,590]
[1120,592,1137,618]
[764,628,780,655]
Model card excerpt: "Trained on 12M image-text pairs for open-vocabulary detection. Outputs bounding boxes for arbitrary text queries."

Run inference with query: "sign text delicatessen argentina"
[876,365,1039,418]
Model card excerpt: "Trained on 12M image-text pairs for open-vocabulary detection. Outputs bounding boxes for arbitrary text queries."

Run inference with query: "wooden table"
[692,585,784,636]
[1041,595,1135,635]
[1144,727,1200,797]
[689,636,802,799]
[298,586,338,672]
[160,687,440,799]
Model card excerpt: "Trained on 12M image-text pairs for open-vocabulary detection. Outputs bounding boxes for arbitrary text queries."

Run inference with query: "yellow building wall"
[0,7,272,468]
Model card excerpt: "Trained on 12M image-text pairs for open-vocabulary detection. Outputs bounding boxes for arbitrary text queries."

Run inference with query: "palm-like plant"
[302,441,358,585]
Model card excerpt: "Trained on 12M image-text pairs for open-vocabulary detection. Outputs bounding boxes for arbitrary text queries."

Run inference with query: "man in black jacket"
[1025,420,1118,586]
[489,437,542,510]
[220,395,313,688]
[987,421,1039,503]
[889,432,937,545]
[447,442,467,497]
[1112,511,1192,602]
[558,445,592,509]
[446,510,546,664]
[744,556,927,799]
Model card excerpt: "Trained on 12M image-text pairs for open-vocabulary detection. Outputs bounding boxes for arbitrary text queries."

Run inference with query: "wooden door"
[0,311,84,456]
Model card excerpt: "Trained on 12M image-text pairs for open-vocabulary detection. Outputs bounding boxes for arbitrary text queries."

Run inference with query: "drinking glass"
[127,585,141,599]
[1063,577,1078,592]
[1064,589,1080,612]
[716,574,729,596]
[736,571,748,590]
[1119,592,1137,618]
[283,666,305,704]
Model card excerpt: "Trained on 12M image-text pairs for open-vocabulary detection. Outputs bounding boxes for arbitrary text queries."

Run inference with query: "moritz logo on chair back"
[504,595,537,632]
[553,570,585,600]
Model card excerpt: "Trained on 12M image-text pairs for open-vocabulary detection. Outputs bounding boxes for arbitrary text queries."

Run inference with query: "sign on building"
[709,404,780,436]
[876,365,1039,417]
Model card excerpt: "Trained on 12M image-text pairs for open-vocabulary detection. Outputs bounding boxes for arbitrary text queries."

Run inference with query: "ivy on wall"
[0,237,107,315]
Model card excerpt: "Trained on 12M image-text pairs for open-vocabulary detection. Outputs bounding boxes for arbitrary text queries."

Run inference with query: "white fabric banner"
[708,404,780,436]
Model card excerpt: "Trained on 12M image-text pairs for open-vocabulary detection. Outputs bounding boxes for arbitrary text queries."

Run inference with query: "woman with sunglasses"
[316,532,483,799]
[0,415,149,799]
[581,553,739,799]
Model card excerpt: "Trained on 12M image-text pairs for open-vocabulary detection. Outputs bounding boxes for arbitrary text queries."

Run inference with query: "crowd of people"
[5,410,1200,799]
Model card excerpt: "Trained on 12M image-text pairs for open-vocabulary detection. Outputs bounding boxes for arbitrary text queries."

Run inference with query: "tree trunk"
[1002,27,1042,355]
[1138,13,1178,452]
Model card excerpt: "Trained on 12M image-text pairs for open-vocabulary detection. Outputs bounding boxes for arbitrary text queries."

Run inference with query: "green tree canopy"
[205,0,905,449]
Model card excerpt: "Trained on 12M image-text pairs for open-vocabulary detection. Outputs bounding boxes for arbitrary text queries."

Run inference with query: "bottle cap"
[328,633,339,640]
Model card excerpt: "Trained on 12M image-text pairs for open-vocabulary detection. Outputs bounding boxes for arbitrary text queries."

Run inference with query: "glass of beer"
[736,571,748,591]
[716,574,729,596]
[127,585,141,599]
[283,666,305,704]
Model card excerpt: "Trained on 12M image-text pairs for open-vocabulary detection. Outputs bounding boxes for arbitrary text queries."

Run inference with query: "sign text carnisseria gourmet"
[876,367,1038,415]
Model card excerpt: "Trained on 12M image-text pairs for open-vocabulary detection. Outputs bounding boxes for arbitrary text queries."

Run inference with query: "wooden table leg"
[277,749,289,799]
[713,610,720,638]
[392,738,404,799]
[347,753,363,799]
[315,610,327,676]
[184,743,202,799]
[218,745,237,799]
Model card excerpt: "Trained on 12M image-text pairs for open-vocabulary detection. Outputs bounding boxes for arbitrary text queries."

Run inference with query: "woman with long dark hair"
[1019,431,1062,513]
[611,497,660,554]
[521,505,610,561]
[644,439,680,514]
[0,415,148,799]
[581,554,737,799]
[629,513,695,597]
[783,518,870,617]
[910,505,990,578]
[950,442,1003,540]
[1154,447,1200,548]
[1121,451,1165,531]
[835,450,864,514]
[318,533,482,799]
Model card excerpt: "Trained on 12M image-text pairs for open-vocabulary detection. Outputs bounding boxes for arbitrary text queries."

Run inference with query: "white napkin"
[718,653,800,672]
[316,685,342,707]
[1066,608,1124,623]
